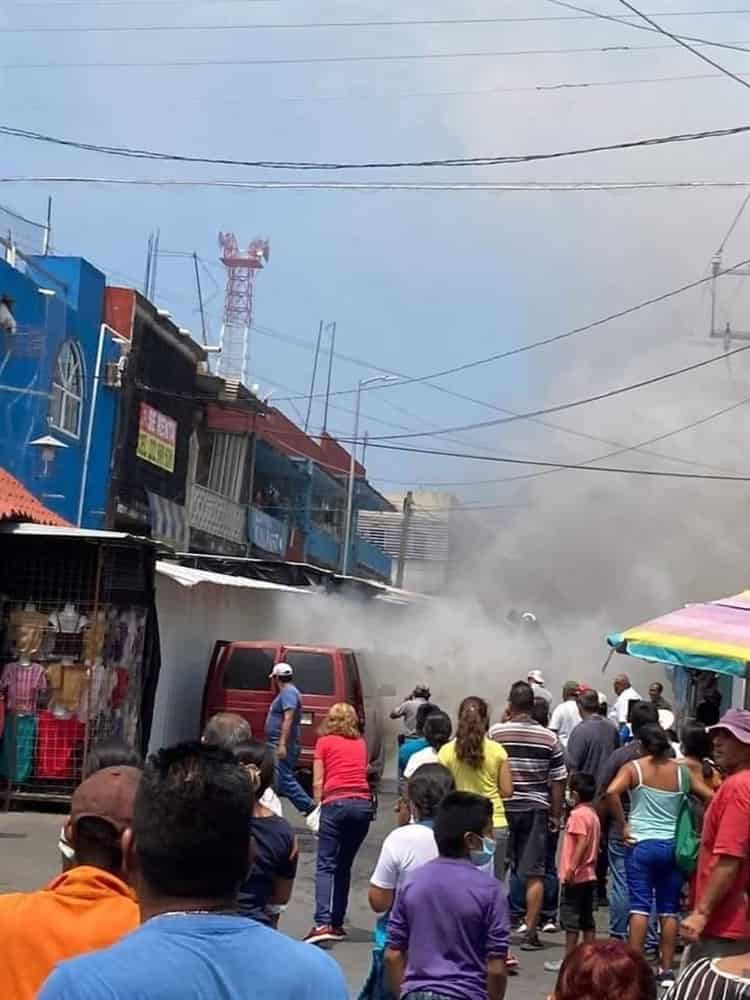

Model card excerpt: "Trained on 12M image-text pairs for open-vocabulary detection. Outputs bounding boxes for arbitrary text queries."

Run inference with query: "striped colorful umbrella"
[607,592,750,679]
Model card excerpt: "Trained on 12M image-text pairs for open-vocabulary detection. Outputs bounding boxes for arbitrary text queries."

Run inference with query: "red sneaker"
[304,925,337,945]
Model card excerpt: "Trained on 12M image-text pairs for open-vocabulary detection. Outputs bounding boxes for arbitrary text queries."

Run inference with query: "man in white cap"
[527,670,553,706]
[265,663,315,817]
[682,709,750,964]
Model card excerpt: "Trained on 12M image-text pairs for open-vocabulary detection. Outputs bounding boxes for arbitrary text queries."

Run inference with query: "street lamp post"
[341,375,397,575]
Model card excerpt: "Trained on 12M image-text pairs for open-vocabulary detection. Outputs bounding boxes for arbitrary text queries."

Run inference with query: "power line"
[3,120,750,171]
[613,0,750,91]
[361,342,750,441]
[5,11,750,35]
[268,257,750,403]
[359,442,750,482]
[0,41,696,71]
[6,176,750,192]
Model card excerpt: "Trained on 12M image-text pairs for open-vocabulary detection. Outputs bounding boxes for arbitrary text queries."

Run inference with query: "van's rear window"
[223,648,276,690]
[283,651,335,695]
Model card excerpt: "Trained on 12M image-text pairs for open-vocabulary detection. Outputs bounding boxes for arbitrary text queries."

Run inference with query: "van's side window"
[223,648,276,690]
[282,652,334,695]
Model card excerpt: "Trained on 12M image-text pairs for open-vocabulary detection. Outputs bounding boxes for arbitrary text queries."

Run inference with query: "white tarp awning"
[156,560,308,595]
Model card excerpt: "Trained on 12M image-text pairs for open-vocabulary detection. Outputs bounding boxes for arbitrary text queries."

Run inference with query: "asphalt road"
[0,795,566,998]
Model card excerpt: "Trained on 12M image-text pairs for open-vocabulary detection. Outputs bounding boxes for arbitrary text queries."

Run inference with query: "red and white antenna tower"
[217,232,270,386]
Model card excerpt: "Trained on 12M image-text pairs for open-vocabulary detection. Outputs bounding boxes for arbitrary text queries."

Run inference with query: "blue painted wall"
[0,254,119,527]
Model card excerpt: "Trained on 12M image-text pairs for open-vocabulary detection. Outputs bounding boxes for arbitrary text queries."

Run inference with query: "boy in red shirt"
[545,772,601,974]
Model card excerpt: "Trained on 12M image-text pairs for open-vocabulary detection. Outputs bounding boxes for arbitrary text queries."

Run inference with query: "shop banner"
[137,403,176,473]
[248,507,289,557]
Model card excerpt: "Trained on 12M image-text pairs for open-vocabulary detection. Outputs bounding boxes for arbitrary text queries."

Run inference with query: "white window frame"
[207,432,247,502]
[49,340,84,439]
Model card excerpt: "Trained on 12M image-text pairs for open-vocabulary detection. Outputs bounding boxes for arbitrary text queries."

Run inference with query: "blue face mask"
[470,836,496,868]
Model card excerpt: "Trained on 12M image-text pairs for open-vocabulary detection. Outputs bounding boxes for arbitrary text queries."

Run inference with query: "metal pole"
[361,429,369,468]
[193,252,208,345]
[305,319,324,432]
[396,490,414,588]
[42,196,52,255]
[322,321,336,436]
[77,322,108,526]
[143,232,153,296]
[341,379,361,575]
[710,253,721,338]
[149,228,160,300]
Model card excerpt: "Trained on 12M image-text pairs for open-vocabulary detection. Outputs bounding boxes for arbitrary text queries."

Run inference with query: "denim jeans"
[608,831,658,948]
[315,797,373,927]
[274,745,315,816]
[510,830,559,923]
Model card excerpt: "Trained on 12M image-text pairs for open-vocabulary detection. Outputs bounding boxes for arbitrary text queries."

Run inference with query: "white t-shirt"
[549,700,582,745]
[403,746,440,779]
[609,687,642,725]
[370,823,438,890]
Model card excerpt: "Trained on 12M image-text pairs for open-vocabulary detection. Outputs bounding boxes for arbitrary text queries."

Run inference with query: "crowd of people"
[0,660,749,1000]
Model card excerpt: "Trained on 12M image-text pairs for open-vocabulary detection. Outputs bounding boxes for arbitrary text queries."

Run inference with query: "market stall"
[0,524,159,805]
[607,591,750,720]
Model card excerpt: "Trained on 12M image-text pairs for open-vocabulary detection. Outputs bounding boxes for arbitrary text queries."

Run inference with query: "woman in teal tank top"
[606,724,713,986]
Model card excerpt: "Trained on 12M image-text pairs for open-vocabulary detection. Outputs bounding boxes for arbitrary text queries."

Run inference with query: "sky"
[4,1,750,564]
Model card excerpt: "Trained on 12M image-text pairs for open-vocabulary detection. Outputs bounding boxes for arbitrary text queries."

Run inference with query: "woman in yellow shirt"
[438,696,514,878]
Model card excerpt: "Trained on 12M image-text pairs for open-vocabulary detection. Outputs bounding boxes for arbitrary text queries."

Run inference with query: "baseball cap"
[270,662,293,679]
[658,709,676,732]
[70,765,141,834]
[528,670,545,685]
[709,708,750,745]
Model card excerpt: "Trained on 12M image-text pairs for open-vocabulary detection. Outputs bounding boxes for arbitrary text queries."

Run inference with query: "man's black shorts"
[507,809,547,879]
[560,881,596,933]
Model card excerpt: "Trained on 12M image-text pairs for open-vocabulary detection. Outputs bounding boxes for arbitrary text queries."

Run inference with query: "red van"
[201,642,385,788]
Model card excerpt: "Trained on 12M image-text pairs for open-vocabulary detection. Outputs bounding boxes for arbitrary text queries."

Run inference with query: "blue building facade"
[0,251,121,528]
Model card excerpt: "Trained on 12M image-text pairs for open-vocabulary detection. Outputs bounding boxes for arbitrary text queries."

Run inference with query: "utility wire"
[7,177,750,192]
[613,0,750,91]
[3,120,750,171]
[359,442,750,482]
[361,342,750,441]
[5,12,750,41]
[269,257,750,403]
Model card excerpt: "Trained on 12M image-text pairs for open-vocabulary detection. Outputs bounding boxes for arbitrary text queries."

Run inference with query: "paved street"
[0,795,566,998]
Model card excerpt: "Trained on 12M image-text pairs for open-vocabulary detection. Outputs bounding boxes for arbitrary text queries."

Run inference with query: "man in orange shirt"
[0,764,141,1000]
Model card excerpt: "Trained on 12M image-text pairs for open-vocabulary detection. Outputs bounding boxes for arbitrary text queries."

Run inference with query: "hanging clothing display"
[49,605,88,660]
[0,661,47,714]
[82,612,107,666]
[0,713,38,782]
[36,711,85,780]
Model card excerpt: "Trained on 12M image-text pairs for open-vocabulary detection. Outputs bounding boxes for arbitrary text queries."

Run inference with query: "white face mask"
[565,792,578,808]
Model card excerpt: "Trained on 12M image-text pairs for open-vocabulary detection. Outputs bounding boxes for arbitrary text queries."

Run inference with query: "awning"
[156,560,309,594]
[607,591,750,679]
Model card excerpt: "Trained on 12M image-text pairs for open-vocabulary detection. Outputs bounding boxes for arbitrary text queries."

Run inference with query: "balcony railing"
[248,506,289,558]
[306,525,341,570]
[353,535,392,580]
[189,484,246,544]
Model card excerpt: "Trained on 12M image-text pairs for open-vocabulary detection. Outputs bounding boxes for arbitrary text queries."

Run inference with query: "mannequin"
[49,604,87,659]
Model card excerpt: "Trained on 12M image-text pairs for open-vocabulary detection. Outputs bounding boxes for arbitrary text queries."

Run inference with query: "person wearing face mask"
[544,773,601,975]
[385,791,510,1000]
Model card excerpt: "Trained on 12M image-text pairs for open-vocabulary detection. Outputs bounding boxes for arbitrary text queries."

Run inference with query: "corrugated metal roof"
[0,468,69,527]
[357,509,450,562]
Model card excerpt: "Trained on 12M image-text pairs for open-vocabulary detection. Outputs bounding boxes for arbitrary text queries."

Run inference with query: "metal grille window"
[207,433,247,502]
[49,341,84,438]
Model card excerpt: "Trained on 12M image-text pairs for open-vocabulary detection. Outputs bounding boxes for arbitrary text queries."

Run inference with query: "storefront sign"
[137,403,176,473]
[249,507,289,557]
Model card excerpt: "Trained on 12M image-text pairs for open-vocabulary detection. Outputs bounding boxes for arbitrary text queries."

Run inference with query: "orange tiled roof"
[0,467,69,526]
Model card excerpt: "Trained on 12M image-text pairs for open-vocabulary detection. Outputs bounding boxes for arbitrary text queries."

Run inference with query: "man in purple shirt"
[385,791,509,1000]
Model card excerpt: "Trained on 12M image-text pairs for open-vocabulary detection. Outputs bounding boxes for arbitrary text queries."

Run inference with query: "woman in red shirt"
[304,703,373,946]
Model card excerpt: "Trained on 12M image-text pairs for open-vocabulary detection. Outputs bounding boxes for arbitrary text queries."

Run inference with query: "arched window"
[49,341,84,438]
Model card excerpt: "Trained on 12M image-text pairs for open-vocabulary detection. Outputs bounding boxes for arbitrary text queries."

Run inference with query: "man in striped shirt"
[490,681,567,951]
